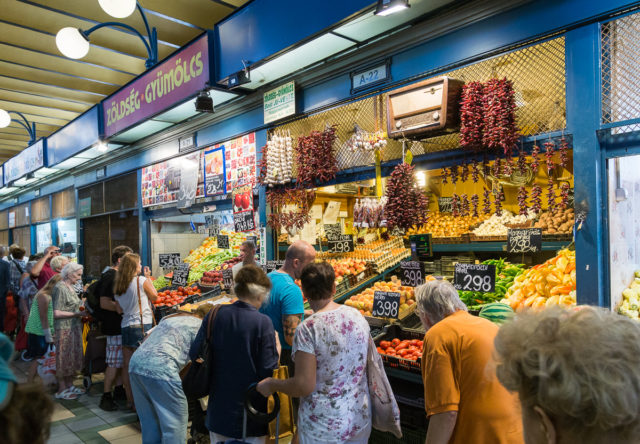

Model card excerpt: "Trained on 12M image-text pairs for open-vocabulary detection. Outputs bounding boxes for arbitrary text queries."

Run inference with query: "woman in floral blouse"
[258,261,372,444]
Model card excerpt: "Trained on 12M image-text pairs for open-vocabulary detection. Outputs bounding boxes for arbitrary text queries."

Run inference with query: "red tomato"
[380,341,391,349]
[391,338,400,347]
[376,347,385,354]
[396,341,409,351]
[397,349,410,357]
[385,347,396,355]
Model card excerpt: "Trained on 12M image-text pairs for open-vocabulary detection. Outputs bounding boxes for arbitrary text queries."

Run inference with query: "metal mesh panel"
[602,13,640,124]
[272,37,566,170]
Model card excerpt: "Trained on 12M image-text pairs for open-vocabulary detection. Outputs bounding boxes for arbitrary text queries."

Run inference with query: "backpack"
[84,279,103,320]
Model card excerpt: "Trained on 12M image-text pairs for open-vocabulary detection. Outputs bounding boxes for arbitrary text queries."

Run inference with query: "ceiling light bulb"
[375,0,410,16]
[98,0,137,18]
[0,109,10,128]
[56,27,90,59]
[97,142,108,152]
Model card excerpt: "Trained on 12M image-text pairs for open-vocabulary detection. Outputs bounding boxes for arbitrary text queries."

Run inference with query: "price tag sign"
[217,235,230,250]
[372,291,401,319]
[409,234,433,260]
[324,223,341,239]
[222,268,234,290]
[205,175,225,196]
[400,261,425,287]
[172,263,190,287]
[453,264,496,293]
[327,235,354,254]
[438,197,454,213]
[507,228,542,253]
[159,253,181,270]
[234,210,256,232]
[264,260,285,273]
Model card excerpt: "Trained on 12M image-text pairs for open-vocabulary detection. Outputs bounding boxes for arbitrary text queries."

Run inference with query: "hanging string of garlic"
[264,130,294,186]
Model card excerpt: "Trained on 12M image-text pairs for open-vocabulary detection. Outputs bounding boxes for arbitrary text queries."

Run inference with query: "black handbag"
[181,304,222,398]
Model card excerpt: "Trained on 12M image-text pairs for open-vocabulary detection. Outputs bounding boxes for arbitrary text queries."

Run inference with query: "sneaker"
[113,385,127,402]
[99,393,118,411]
[55,388,79,400]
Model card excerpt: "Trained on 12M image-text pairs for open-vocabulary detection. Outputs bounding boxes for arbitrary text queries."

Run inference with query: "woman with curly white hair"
[415,280,524,444]
[51,262,85,400]
[494,306,640,444]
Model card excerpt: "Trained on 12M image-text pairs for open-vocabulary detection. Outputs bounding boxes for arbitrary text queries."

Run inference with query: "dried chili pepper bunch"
[441,167,449,185]
[471,159,480,183]
[483,189,492,215]
[546,178,556,213]
[459,81,485,150]
[559,137,570,169]
[530,184,543,215]
[482,157,491,177]
[452,193,460,217]
[517,186,529,216]
[544,141,555,176]
[384,163,428,230]
[517,151,527,175]
[257,143,269,186]
[266,188,315,232]
[461,194,470,217]
[503,158,514,177]
[494,188,504,216]
[460,161,470,183]
[296,125,338,187]
[530,143,541,174]
[483,78,519,158]
[559,183,571,210]
[449,165,459,185]
[492,158,502,177]
[471,194,479,217]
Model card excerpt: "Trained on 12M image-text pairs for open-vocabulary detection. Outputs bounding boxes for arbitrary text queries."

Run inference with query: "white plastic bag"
[37,344,56,386]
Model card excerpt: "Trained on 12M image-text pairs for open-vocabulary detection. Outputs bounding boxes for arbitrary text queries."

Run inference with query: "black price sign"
[372,291,401,319]
[234,210,256,232]
[172,263,190,287]
[438,197,454,213]
[400,261,425,287]
[264,260,284,273]
[205,174,225,196]
[158,253,180,269]
[410,234,433,260]
[327,235,354,254]
[217,235,230,250]
[324,223,341,239]
[507,228,542,253]
[453,264,496,293]
[222,268,234,290]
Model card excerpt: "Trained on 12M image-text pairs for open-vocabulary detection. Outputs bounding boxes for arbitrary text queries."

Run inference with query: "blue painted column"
[137,168,151,268]
[565,24,606,306]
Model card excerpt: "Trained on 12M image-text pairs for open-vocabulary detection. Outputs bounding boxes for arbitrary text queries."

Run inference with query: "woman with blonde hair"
[114,253,157,410]
[51,262,85,400]
[494,306,640,444]
[24,274,61,383]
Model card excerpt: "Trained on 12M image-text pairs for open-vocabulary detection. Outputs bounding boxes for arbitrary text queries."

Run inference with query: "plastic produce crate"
[374,324,425,374]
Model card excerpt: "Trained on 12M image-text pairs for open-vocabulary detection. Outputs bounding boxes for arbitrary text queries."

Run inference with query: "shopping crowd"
[0,239,639,444]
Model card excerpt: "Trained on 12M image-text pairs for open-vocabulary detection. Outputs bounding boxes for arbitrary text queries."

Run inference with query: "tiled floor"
[11,357,142,444]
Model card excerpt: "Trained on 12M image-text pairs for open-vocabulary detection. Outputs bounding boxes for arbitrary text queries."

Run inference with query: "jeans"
[121,324,152,348]
[130,372,188,444]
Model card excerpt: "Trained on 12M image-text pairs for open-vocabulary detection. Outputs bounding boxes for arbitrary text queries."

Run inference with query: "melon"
[479,302,514,325]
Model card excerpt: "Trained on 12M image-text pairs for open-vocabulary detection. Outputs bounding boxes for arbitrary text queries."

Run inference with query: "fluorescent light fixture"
[14,176,38,187]
[0,109,10,128]
[56,27,90,59]
[33,167,59,178]
[375,0,410,16]
[97,141,108,152]
[98,0,136,18]
[0,187,19,195]
[415,170,427,188]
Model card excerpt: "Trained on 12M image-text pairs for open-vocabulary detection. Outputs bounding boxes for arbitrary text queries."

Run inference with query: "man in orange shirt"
[415,280,524,444]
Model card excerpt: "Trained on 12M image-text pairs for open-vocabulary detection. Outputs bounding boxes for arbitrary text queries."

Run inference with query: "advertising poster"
[232,184,254,213]
[141,151,205,207]
[204,146,226,196]
[224,133,257,191]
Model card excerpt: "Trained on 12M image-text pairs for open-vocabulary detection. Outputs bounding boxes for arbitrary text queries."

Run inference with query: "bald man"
[260,240,316,373]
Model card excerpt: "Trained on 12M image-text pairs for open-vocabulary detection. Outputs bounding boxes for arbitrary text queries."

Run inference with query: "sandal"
[55,388,79,400]
[69,386,85,395]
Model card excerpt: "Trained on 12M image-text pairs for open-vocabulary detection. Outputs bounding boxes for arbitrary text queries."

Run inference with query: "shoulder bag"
[181,304,222,399]
[367,335,402,438]
[136,276,156,336]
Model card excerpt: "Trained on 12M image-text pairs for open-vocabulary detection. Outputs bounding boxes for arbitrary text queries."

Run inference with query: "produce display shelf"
[334,263,401,304]
[432,241,572,253]
[384,367,423,385]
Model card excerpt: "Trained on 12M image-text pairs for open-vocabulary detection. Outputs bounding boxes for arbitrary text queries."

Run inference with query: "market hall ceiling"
[0,0,249,161]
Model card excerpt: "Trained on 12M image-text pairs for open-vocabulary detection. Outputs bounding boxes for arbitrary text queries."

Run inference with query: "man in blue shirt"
[261,240,316,373]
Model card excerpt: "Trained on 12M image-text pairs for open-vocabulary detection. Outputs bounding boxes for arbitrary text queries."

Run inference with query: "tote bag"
[367,336,402,438]
[268,365,295,442]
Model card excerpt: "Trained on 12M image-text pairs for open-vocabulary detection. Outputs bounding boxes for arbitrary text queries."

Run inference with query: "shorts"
[121,324,152,349]
[106,335,123,368]
[27,333,48,359]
